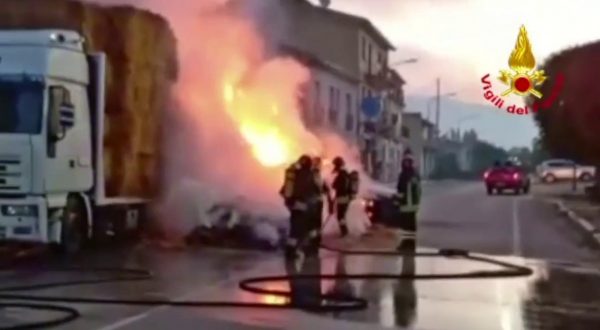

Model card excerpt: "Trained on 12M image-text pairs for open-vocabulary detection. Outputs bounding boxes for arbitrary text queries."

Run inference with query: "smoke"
[87,0,370,239]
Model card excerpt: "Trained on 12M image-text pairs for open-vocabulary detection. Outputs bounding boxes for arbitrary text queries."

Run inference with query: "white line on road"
[512,197,522,256]
[97,313,149,330]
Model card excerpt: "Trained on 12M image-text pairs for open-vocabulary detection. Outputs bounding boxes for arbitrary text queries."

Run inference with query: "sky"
[309,0,600,148]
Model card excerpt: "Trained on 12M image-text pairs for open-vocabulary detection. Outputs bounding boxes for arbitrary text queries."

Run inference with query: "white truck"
[0,30,153,253]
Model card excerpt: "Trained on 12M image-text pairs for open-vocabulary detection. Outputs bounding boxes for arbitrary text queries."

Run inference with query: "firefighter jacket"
[281,165,321,211]
[395,173,421,213]
[332,169,353,204]
[312,169,330,203]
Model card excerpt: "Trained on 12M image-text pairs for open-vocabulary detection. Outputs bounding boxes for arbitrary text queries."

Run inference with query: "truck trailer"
[0,29,167,253]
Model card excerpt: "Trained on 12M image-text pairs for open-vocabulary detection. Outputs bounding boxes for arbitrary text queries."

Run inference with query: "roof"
[404,112,435,127]
[309,3,395,50]
[278,44,359,84]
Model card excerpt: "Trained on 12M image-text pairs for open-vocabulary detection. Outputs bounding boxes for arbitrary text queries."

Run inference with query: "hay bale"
[0,0,178,198]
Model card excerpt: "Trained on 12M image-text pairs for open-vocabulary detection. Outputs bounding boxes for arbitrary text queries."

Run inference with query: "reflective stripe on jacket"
[335,196,351,204]
[398,177,421,213]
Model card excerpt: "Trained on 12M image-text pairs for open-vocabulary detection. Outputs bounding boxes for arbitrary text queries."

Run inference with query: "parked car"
[536,159,595,183]
[362,183,398,226]
[484,161,530,195]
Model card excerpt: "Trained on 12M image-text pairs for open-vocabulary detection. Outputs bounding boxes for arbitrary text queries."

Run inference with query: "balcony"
[364,68,406,107]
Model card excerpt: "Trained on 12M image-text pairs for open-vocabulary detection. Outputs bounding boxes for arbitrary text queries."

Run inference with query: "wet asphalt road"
[2,180,600,330]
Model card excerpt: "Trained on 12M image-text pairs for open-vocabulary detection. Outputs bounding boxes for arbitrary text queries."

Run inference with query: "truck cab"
[0,30,144,252]
[0,30,92,245]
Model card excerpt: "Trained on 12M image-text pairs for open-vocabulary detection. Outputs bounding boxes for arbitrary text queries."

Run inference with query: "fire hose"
[0,239,533,330]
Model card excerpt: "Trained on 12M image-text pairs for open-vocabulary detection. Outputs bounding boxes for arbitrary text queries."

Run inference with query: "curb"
[553,199,600,246]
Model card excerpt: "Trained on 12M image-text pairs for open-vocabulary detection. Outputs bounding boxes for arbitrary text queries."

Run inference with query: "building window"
[362,37,367,60]
[329,86,337,124]
[345,93,353,131]
[401,126,410,138]
[313,81,321,124]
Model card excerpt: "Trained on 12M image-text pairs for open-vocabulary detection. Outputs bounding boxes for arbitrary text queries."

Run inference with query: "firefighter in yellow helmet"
[280,155,321,260]
[392,151,422,250]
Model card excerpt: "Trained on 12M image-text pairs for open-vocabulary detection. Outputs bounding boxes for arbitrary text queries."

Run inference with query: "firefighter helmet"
[332,156,345,168]
[401,155,414,168]
[297,155,312,169]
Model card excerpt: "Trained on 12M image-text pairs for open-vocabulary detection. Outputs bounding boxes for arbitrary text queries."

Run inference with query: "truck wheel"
[543,174,556,184]
[580,172,593,182]
[486,186,494,195]
[523,185,530,194]
[60,196,88,255]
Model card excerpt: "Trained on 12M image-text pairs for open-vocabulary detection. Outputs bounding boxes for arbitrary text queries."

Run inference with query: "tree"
[531,136,549,166]
[470,141,508,175]
[508,146,536,168]
[431,153,461,179]
[526,41,600,166]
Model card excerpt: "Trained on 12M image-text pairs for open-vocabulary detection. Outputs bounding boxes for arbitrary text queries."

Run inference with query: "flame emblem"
[498,25,547,98]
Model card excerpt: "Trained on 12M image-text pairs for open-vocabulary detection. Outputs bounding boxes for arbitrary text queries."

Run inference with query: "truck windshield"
[0,79,43,134]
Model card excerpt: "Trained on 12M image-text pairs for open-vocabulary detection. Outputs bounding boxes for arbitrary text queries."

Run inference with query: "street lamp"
[427,92,457,121]
[390,58,418,66]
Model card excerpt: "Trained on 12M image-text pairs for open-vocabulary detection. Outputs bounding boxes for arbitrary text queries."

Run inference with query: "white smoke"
[87,0,373,242]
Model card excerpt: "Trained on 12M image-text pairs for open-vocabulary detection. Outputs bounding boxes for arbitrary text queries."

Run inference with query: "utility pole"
[435,78,441,136]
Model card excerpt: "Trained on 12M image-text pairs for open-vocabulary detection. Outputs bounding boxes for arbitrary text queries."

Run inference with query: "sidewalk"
[535,182,600,245]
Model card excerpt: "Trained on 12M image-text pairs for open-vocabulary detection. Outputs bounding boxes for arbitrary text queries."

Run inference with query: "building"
[435,129,479,176]
[402,112,437,178]
[244,0,404,181]
[279,45,360,144]
[369,69,406,183]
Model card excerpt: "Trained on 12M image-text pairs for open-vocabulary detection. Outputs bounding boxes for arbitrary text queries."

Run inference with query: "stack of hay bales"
[0,0,178,198]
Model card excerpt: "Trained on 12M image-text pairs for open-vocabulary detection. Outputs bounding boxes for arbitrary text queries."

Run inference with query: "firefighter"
[305,157,331,256]
[280,155,321,260]
[331,156,353,237]
[392,153,422,249]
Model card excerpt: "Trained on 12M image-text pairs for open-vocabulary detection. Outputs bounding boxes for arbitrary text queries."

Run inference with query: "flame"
[222,83,299,167]
[98,0,368,227]
[508,25,536,72]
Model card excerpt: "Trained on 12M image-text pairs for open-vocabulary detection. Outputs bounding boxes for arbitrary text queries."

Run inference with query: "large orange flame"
[223,82,295,167]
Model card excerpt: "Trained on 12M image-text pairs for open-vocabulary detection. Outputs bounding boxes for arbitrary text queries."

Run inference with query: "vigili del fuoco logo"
[481,25,565,115]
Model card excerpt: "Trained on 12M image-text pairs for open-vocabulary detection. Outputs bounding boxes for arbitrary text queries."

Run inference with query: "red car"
[484,162,530,195]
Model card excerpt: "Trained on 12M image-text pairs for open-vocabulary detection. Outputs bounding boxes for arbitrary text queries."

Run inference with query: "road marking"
[512,197,522,256]
[97,313,149,330]
[593,233,600,245]
[95,258,270,330]
[575,217,596,232]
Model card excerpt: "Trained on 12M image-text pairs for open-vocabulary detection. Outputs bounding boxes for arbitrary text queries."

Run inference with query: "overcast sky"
[309,0,599,148]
